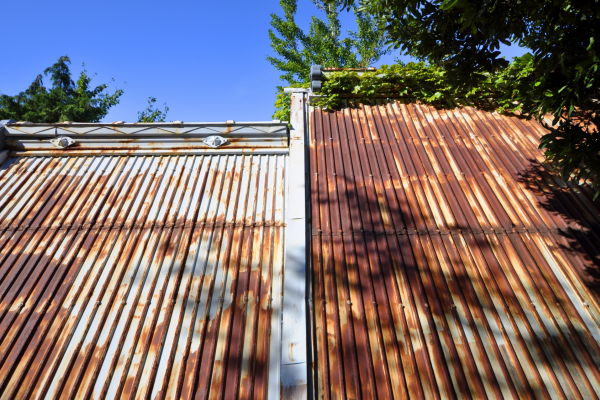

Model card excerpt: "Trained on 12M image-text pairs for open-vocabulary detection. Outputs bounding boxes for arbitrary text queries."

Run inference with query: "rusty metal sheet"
[0,153,286,399]
[309,100,600,400]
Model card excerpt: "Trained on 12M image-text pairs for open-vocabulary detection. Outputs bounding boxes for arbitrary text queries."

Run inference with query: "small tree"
[0,56,124,123]
[267,0,390,120]
[137,97,169,123]
[329,0,600,193]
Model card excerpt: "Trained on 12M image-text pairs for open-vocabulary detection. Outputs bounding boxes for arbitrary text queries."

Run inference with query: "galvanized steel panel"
[0,153,285,399]
[309,100,600,400]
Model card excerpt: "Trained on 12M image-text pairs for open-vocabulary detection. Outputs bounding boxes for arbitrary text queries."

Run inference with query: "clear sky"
[1,0,529,123]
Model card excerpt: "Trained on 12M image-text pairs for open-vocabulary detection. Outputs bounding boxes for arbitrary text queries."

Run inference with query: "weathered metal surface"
[309,99,600,399]
[3,122,289,152]
[0,153,286,399]
[10,148,290,158]
[281,92,310,399]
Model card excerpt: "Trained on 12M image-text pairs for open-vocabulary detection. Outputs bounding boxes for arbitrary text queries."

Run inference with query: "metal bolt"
[347,300,352,305]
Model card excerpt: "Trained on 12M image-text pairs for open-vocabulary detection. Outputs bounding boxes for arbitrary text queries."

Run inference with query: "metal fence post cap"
[309,65,322,81]
[310,80,322,93]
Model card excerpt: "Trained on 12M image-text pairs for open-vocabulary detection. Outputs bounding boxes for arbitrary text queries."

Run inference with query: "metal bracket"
[50,136,76,149]
[202,135,228,148]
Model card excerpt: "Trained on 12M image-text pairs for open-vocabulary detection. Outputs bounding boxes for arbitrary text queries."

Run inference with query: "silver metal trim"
[278,91,309,400]
[3,122,289,152]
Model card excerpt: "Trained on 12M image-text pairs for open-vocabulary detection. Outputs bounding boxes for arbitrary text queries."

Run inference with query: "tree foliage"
[267,0,390,120]
[313,55,535,110]
[325,0,600,193]
[0,56,124,123]
[137,97,169,123]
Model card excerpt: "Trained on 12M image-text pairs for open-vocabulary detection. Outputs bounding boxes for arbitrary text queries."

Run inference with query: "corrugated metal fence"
[0,154,284,400]
[310,100,600,399]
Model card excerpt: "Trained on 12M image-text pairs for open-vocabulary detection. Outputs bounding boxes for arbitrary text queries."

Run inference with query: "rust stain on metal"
[309,100,600,400]
[0,153,285,399]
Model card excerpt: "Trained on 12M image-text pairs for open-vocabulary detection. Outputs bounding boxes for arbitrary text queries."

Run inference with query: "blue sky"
[1,0,529,123]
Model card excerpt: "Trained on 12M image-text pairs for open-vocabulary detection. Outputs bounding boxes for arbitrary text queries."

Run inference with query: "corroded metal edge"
[10,148,290,157]
[5,122,290,152]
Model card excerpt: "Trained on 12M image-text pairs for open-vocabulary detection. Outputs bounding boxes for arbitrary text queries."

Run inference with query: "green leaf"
[440,0,460,11]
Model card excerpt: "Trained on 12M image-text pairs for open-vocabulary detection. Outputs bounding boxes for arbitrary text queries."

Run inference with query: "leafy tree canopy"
[137,97,169,123]
[268,0,391,120]
[324,0,600,193]
[0,56,124,123]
